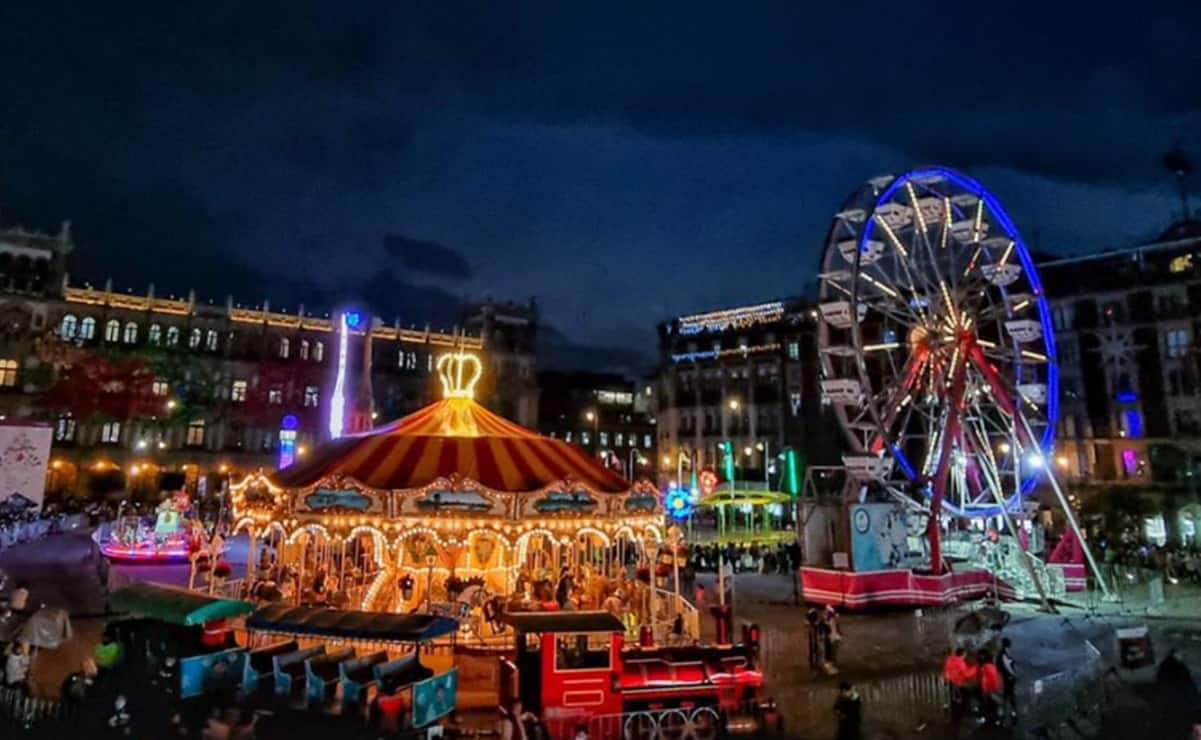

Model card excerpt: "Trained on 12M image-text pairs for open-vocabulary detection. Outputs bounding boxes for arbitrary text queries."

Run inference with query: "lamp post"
[584,409,600,455]
[627,449,648,479]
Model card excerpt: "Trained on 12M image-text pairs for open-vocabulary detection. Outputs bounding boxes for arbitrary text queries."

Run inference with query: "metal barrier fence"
[0,686,70,727]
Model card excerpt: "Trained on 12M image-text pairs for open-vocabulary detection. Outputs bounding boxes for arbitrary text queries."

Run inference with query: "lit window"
[59,314,78,339]
[279,337,290,359]
[643,434,652,449]
[299,339,310,360]
[788,342,800,360]
[123,321,138,344]
[313,341,324,362]
[615,433,624,447]
[54,416,75,442]
[148,324,162,345]
[268,388,283,405]
[600,432,609,447]
[152,380,169,396]
[189,328,202,349]
[205,329,218,351]
[166,326,180,346]
[581,431,591,446]
[231,380,247,402]
[186,419,206,446]
[1166,328,1191,358]
[100,421,121,444]
[565,431,573,443]
[104,320,120,342]
[399,351,416,370]
[1170,254,1194,274]
[0,359,17,386]
[79,317,96,340]
[303,385,319,407]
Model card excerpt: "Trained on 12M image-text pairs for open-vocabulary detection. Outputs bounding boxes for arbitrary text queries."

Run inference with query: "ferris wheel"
[817,167,1058,527]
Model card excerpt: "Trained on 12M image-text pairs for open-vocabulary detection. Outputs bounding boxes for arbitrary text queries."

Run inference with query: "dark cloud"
[383,235,474,280]
[1,1,1198,369]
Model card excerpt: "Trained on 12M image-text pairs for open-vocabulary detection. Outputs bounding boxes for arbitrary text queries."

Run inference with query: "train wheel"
[686,708,721,740]
[624,712,658,740]
[655,709,688,740]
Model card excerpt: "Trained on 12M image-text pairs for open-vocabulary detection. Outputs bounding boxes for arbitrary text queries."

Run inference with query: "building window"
[399,350,417,370]
[299,339,310,360]
[1170,254,1194,274]
[1052,304,1076,331]
[54,416,75,442]
[122,321,138,344]
[313,341,324,362]
[166,326,180,346]
[205,329,218,351]
[303,385,319,407]
[564,431,573,443]
[104,320,120,342]
[186,419,206,446]
[189,328,202,349]
[231,380,247,402]
[643,434,652,449]
[100,421,121,444]
[148,324,162,345]
[279,337,290,359]
[152,380,169,396]
[79,317,96,340]
[59,314,78,339]
[615,433,624,447]
[0,359,16,387]
[1166,328,1190,358]
[599,432,609,447]
[268,388,283,405]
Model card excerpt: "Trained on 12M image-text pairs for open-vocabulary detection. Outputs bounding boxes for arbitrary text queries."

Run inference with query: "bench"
[243,641,297,695]
[340,651,389,714]
[373,653,433,694]
[305,647,356,709]
[273,645,325,698]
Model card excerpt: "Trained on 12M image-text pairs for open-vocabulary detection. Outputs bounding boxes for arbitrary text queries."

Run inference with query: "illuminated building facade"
[0,222,529,498]
[536,370,657,480]
[1039,221,1201,543]
[654,297,834,486]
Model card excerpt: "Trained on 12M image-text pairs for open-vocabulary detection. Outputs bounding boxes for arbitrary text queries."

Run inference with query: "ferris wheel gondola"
[817,167,1059,566]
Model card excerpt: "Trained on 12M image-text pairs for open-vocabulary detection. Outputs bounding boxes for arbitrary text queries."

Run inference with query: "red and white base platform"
[801,564,1085,609]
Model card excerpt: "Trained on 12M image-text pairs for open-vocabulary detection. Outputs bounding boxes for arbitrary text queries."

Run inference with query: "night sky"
[2,2,1199,371]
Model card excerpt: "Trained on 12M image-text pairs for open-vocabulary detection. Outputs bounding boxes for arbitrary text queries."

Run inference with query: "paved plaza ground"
[3,531,1201,738]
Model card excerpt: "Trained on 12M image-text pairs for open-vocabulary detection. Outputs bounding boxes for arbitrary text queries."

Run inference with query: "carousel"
[229,352,664,622]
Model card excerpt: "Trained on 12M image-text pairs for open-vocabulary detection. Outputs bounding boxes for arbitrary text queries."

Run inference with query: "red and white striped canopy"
[273,398,630,494]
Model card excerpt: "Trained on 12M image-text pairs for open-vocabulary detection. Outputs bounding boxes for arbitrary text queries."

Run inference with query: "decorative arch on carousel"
[286,523,332,544]
[573,526,612,547]
[345,525,388,564]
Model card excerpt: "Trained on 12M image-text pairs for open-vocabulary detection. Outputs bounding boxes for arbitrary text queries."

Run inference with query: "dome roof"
[273,397,630,494]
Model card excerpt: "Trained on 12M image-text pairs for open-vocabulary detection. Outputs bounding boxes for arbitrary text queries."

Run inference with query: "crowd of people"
[941,639,1018,732]
[685,541,800,575]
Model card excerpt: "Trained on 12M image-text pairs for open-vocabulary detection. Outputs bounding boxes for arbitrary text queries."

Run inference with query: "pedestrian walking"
[995,638,1018,720]
[943,646,967,710]
[806,607,822,669]
[834,681,863,740]
[978,649,1002,725]
[822,605,842,672]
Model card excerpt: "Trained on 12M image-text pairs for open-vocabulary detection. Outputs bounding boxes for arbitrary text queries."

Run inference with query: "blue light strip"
[861,167,1059,518]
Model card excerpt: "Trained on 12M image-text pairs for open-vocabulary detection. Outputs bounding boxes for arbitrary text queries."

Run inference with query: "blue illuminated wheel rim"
[817,166,1058,518]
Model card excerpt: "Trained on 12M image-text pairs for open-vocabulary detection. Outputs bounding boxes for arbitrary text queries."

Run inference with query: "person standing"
[823,605,842,672]
[806,607,822,669]
[5,642,31,693]
[978,649,1002,725]
[943,647,968,719]
[8,580,30,611]
[995,638,1018,720]
[834,681,863,740]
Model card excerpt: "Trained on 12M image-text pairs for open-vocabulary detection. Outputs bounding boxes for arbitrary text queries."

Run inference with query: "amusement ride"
[813,166,1106,606]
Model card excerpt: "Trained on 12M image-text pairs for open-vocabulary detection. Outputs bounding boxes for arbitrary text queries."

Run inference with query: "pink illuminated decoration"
[95,492,193,562]
[328,311,352,440]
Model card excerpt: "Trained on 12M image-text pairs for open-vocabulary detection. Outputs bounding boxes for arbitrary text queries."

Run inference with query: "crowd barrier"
[0,513,89,551]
